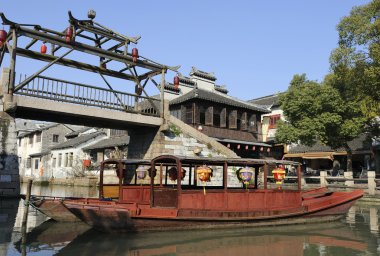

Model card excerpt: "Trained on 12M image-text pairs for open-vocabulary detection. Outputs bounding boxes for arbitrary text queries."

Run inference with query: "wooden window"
[205,106,213,126]
[18,138,21,146]
[185,104,193,124]
[68,153,73,167]
[52,158,56,167]
[53,134,59,143]
[229,110,237,129]
[269,114,281,129]
[220,108,227,128]
[213,107,221,127]
[58,153,62,167]
[64,153,69,167]
[36,132,42,142]
[26,158,31,168]
[193,104,200,124]
[34,159,39,170]
[248,114,257,132]
[199,106,206,125]
[241,112,247,130]
[29,135,33,145]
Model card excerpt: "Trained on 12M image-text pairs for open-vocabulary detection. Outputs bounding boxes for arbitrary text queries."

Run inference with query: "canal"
[1,184,380,256]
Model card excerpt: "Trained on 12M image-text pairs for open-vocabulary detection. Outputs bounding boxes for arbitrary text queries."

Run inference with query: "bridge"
[0,10,180,196]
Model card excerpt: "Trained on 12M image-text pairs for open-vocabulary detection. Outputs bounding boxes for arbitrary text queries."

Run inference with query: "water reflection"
[2,184,380,255]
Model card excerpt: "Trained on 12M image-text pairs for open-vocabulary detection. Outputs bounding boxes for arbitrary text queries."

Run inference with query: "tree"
[330,0,380,128]
[276,74,366,172]
[276,1,380,172]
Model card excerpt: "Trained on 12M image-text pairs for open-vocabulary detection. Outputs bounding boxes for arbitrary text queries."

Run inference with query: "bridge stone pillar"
[0,68,20,197]
[127,127,160,159]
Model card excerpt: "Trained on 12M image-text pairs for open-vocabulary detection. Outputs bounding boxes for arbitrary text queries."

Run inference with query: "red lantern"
[252,146,256,151]
[272,168,286,188]
[227,143,230,148]
[132,48,139,62]
[40,43,47,54]
[0,30,7,48]
[196,165,213,195]
[245,145,248,150]
[83,159,91,168]
[237,144,240,149]
[267,148,271,153]
[168,167,186,181]
[260,147,264,152]
[65,26,74,43]
[173,76,179,90]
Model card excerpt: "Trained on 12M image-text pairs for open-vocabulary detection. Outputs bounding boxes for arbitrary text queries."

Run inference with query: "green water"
[1,185,380,256]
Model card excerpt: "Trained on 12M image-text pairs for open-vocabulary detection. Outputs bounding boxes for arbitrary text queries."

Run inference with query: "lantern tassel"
[203,182,206,195]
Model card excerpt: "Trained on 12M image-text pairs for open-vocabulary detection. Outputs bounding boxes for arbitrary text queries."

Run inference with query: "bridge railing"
[15,75,160,116]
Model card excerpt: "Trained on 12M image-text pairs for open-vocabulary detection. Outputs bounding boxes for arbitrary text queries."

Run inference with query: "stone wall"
[0,112,19,197]
[0,198,18,255]
[144,115,238,159]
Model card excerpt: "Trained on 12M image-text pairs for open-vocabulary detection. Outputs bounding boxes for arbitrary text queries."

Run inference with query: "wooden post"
[297,164,302,191]
[160,68,165,119]
[21,179,32,256]
[368,171,376,196]
[9,28,17,94]
[263,163,268,189]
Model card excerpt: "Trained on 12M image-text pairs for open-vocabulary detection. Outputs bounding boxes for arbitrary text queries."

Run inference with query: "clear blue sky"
[1,0,371,100]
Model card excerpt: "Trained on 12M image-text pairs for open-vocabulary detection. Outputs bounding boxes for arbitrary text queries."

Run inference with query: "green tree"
[276,74,366,172]
[277,1,379,172]
[330,0,380,125]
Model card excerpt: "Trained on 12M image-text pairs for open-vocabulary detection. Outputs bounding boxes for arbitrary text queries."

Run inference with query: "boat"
[62,155,363,231]
[29,159,151,222]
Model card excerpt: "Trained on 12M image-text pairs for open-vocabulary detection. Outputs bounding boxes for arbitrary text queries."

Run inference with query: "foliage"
[169,124,182,136]
[276,74,365,149]
[329,0,380,129]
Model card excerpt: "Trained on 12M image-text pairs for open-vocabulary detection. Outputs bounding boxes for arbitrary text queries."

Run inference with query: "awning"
[283,152,336,160]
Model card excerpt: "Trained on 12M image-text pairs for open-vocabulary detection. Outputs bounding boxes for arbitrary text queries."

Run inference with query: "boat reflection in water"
[18,219,370,256]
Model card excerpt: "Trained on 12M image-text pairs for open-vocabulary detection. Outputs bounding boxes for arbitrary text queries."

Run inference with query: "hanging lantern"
[136,165,148,180]
[83,159,91,168]
[272,167,286,189]
[267,148,271,153]
[173,76,180,90]
[227,143,230,148]
[0,30,7,48]
[260,147,264,152]
[168,167,186,181]
[252,146,256,151]
[196,165,213,195]
[237,144,241,150]
[40,43,47,54]
[132,48,139,62]
[65,26,74,43]
[148,167,157,178]
[238,166,254,189]
[245,145,248,150]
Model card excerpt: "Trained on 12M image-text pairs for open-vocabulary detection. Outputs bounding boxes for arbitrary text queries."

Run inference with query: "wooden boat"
[30,159,151,222]
[62,155,363,231]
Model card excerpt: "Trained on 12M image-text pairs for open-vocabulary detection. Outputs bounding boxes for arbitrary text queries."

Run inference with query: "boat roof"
[151,155,298,166]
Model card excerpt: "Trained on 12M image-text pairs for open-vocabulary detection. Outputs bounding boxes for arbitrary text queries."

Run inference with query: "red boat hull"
[64,189,363,232]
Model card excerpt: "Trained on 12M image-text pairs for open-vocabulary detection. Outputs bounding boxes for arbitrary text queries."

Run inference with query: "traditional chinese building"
[167,67,271,158]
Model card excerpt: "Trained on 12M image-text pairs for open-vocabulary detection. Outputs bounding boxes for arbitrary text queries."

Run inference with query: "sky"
[0,0,372,100]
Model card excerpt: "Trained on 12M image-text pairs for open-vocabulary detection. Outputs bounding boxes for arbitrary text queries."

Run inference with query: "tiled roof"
[288,134,372,153]
[179,75,196,86]
[50,131,106,150]
[82,135,130,150]
[65,126,92,138]
[189,67,216,81]
[164,83,180,93]
[249,93,282,108]
[169,88,270,113]
[17,123,61,138]
[214,85,228,94]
